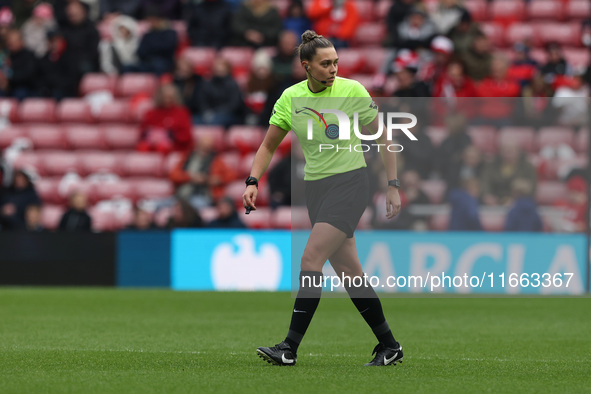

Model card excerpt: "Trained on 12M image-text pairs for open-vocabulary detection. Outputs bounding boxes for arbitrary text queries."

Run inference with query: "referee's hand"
[242,185,258,213]
[386,188,401,219]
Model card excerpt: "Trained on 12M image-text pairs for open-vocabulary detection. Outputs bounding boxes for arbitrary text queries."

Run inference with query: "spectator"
[6,29,37,100]
[504,178,543,232]
[307,0,360,48]
[100,0,142,19]
[540,42,570,85]
[432,60,478,99]
[136,8,178,75]
[448,177,482,231]
[0,169,41,230]
[208,197,246,228]
[186,0,231,48]
[436,114,472,190]
[166,198,204,228]
[399,124,434,179]
[448,9,480,55]
[271,30,298,87]
[393,51,430,97]
[12,0,36,27]
[169,135,236,209]
[385,0,416,46]
[24,204,45,232]
[268,153,291,208]
[61,0,100,96]
[21,2,56,58]
[418,35,454,89]
[58,191,92,232]
[140,0,182,20]
[508,42,538,88]
[232,0,282,47]
[246,49,275,122]
[430,0,466,36]
[127,205,158,230]
[460,31,491,82]
[195,57,245,127]
[37,30,69,99]
[554,176,587,233]
[283,1,311,40]
[99,14,139,75]
[0,7,13,95]
[395,8,436,52]
[137,83,193,154]
[520,72,554,128]
[481,143,537,206]
[552,69,590,128]
[451,145,485,191]
[173,57,204,119]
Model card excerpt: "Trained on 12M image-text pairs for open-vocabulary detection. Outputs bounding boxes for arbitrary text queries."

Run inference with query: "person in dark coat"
[436,114,472,190]
[232,0,282,47]
[37,30,70,100]
[100,0,142,18]
[173,57,204,118]
[140,0,182,20]
[186,0,232,48]
[0,169,41,230]
[504,178,543,232]
[5,29,37,100]
[58,191,92,232]
[209,197,246,228]
[137,9,178,75]
[448,177,482,231]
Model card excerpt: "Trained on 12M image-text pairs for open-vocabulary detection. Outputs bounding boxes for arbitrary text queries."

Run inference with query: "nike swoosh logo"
[295,109,307,114]
[384,352,399,365]
[293,309,307,313]
[281,354,295,364]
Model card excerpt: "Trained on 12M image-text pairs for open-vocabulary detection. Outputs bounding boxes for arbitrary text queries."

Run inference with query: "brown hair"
[297,30,333,62]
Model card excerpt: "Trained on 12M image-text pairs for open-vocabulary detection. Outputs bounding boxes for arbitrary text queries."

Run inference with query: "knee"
[300,251,322,272]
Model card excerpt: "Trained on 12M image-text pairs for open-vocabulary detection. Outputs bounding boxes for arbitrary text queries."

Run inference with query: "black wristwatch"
[245,176,258,188]
[388,179,401,189]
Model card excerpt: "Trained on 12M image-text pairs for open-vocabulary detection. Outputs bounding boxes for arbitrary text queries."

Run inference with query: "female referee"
[242,30,403,367]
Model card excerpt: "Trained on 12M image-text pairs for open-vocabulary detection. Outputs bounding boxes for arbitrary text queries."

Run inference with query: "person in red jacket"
[475,54,521,122]
[307,0,360,48]
[136,83,193,154]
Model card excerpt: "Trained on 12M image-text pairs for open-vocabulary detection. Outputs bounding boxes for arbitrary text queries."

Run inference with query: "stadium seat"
[349,73,375,94]
[535,23,581,46]
[575,128,588,154]
[89,205,117,232]
[537,127,575,151]
[420,179,446,204]
[242,206,272,229]
[352,23,386,47]
[181,47,216,75]
[116,73,158,98]
[275,0,290,17]
[219,47,254,77]
[430,213,449,231]
[271,206,292,229]
[102,124,138,150]
[78,151,122,176]
[227,126,265,154]
[490,0,526,23]
[563,48,590,69]
[334,48,364,77]
[57,99,93,123]
[27,124,66,150]
[480,211,505,232]
[0,125,26,148]
[535,181,567,205]
[375,0,391,20]
[18,98,56,123]
[94,180,135,201]
[171,20,188,45]
[480,22,505,47]
[528,47,547,64]
[464,0,488,22]
[64,125,107,150]
[505,23,536,47]
[12,151,43,175]
[130,178,174,200]
[241,152,280,178]
[354,0,375,21]
[35,177,61,204]
[217,151,242,172]
[121,152,164,177]
[467,126,498,155]
[498,127,535,152]
[41,205,66,230]
[79,73,117,96]
[191,125,226,152]
[224,180,248,208]
[94,100,131,123]
[129,99,154,123]
[164,151,183,174]
[566,0,590,20]
[0,98,19,123]
[41,151,81,176]
[425,126,448,148]
[362,47,387,74]
[198,206,218,224]
[527,0,564,21]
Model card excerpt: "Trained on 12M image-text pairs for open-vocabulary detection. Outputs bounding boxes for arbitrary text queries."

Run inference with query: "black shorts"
[305,167,369,238]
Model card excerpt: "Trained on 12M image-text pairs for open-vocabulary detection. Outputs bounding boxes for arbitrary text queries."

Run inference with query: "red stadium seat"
[199,206,218,224]
[191,125,226,152]
[464,0,488,22]
[490,0,526,23]
[566,0,590,20]
[335,48,364,77]
[575,128,588,154]
[498,127,535,152]
[352,23,386,47]
[527,0,564,21]
[164,151,183,174]
[271,206,292,229]
[425,126,448,148]
[79,73,117,96]
[64,125,107,150]
[130,178,174,200]
[354,0,375,21]
[41,151,81,176]
[102,124,139,150]
[129,99,154,123]
[181,47,216,75]
[36,177,61,204]
[535,23,581,47]
[242,206,272,229]
[171,20,188,45]
[537,127,575,151]
[241,152,280,178]
[121,152,164,177]
[224,180,248,208]
[219,47,254,77]
[116,73,158,98]
[12,151,43,175]
[89,205,117,232]
[41,205,66,230]
[505,23,536,47]
[362,47,387,74]
[79,151,122,176]
[480,22,505,47]
[0,125,26,148]
[94,180,135,201]
[563,48,590,69]
[227,126,265,154]
[480,210,505,232]
[275,0,290,17]
[535,181,567,205]
[420,179,446,204]
[0,98,19,123]
[467,126,497,155]
[18,99,56,123]
[27,124,66,150]
[94,100,131,123]
[375,0,391,19]
[528,47,547,64]
[217,151,241,170]
[57,99,93,123]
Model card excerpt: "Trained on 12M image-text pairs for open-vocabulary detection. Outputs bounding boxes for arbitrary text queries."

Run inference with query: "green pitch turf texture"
[1,289,590,393]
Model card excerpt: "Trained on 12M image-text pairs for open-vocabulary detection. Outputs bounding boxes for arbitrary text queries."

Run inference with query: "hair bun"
[301,30,321,44]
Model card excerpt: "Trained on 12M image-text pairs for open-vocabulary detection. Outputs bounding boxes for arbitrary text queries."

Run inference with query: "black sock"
[345,277,398,349]
[284,271,323,354]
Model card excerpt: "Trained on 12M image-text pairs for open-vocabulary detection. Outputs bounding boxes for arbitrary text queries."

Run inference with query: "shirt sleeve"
[269,90,291,131]
[350,80,378,126]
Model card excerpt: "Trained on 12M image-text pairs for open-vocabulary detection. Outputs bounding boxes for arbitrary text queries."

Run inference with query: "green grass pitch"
[1,288,590,393]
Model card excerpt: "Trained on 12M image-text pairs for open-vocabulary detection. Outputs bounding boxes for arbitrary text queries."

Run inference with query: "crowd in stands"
[0,0,589,233]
